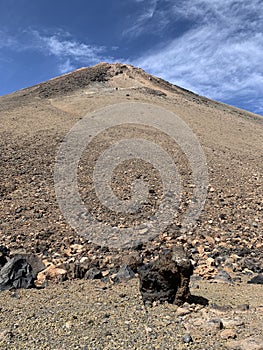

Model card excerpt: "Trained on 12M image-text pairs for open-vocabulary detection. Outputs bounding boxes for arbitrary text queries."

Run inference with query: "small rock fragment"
[236,304,249,311]
[176,307,191,317]
[111,265,135,283]
[210,304,233,312]
[85,267,102,280]
[182,333,193,343]
[222,318,244,328]
[206,318,223,331]
[65,321,72,330]
[221,329,237,339]
[214,270,233,284]
[247,274,263,284]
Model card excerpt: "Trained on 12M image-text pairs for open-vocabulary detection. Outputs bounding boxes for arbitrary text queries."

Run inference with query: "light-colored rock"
[226,336,263,350]
[222,318,245,329]
[205,318,223,331]
[220,329,236,339]
[207,257,215,267]
[36,264,67,286]
[176,307,191,317]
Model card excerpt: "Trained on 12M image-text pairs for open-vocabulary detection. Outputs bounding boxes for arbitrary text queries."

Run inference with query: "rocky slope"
[0,62,262,349]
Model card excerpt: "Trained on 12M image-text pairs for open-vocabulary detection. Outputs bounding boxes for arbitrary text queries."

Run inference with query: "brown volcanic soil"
[0,62,262,349]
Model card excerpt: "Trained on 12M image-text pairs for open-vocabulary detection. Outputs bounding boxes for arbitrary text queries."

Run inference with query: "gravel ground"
[0,278,263,350]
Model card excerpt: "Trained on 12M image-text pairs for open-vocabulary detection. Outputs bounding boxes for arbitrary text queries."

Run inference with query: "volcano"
[0,62,262,348]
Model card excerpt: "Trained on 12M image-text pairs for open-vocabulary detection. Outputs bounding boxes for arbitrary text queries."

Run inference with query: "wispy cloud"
[123,0,161,37]
[29,30,110,73]
[0,31,18,49]
[58,59,75,74]
[132,0,263,113]
[33,31,103,59]
[0,29,111,74]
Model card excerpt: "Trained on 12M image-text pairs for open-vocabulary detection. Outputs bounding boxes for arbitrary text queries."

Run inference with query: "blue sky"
[0,0,262,115]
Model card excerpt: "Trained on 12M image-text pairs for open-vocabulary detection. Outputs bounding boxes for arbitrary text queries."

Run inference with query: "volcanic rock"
[247,274,263,284]
[20,253,46,279]
[36,264,67,285]
[0,255,35,290]
[0,246,9,268]
[138,247,193,305]
[214,270,233,284]
[85,267,102,280]
[111,265,135,283]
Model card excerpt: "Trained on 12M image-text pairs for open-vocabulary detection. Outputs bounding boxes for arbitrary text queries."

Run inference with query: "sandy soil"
[0,278,263,349]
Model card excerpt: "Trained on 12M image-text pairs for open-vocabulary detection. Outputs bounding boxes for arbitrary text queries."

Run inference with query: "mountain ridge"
[1,62,262,124]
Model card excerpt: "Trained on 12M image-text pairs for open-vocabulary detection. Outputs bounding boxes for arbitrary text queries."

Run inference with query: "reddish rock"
[36,264,67,286]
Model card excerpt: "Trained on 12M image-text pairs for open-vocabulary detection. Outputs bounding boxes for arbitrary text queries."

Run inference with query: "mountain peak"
[15,62,190,100]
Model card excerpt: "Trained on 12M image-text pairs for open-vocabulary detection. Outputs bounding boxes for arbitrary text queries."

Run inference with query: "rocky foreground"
[0,243,263,349]
[0,277,263,349]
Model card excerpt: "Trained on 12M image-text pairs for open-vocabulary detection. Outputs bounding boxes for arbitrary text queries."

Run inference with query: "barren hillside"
[0,62,262,349]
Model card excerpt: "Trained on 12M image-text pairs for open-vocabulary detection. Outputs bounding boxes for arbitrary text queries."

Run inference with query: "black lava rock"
[0,246,9,268]
[85,267,102,280]
[0,255,35,290]
[138,247,193,305]
[248,274,263,284]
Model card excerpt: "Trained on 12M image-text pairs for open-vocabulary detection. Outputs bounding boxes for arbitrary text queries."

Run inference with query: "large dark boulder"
[138,247,193,305]
[0,255,35,290]
[20,253,46,279]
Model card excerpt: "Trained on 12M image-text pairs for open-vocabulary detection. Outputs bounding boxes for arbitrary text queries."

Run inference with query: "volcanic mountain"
[1,62,263,348]
[1,62,262,255]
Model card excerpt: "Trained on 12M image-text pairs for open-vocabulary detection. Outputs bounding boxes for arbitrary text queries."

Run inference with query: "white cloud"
[0,28,113,74]
[58,59,75,74]
[132,0,263,113]
[28,30,109,72]
[40,34,104,60]
[0,31,18,49]
[123,0,160,37]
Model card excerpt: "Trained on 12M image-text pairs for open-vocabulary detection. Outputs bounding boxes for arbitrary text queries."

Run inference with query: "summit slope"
[0,61,262,265]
